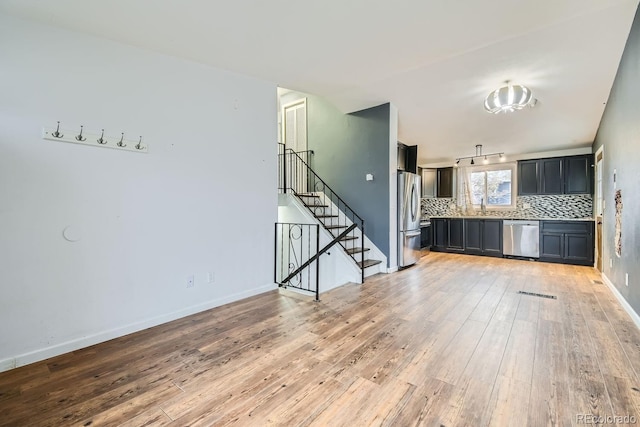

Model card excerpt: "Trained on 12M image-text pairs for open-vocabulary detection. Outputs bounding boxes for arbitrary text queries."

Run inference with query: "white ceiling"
[1,0,638,165]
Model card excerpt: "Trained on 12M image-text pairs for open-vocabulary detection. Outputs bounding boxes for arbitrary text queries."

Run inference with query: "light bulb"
[483,156,489,164]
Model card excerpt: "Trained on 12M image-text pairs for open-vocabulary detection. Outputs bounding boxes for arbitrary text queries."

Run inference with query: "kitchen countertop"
[426,216,594,221]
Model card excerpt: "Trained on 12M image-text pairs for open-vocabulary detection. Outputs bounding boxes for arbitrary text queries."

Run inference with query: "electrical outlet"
[625,273,629,287]
[609,258,613,268]
[207,272,215,283]
[187,275,195,288]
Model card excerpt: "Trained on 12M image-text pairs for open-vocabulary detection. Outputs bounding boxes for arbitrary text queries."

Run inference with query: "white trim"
[387,266,399,274]
[601,273,640,330]
[594,145,604,271]
[457,162,517,210]
[0,283,276,373]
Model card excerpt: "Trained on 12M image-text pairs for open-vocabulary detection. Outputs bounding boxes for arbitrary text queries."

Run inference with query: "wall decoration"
[43,121,148,153]
[615,189,622,257]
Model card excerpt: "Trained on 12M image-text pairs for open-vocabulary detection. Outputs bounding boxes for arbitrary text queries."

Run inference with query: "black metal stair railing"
[274,223,320,300]
[277,145,366,283]
[274,223,358,300]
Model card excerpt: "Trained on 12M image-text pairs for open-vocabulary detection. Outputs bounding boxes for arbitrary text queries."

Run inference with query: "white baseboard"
[387,266,399,274]
[0,283,277,373]
[601,273,640,330]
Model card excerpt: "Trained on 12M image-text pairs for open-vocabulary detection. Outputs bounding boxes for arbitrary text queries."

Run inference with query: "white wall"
[0,16,278,371]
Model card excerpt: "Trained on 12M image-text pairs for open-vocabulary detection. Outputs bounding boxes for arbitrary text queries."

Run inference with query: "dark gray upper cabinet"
[406,145,418,174]
[517,154,592,195]
[397,143,418,173]
[518,160,539,195]
[437,167,455,198]
[421,168,437,198]
[397,144,406,171]
[564,155,593,194]
[540,158,563,194]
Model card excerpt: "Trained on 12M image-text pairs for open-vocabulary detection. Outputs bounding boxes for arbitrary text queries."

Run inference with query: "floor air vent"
[517,291,557,300]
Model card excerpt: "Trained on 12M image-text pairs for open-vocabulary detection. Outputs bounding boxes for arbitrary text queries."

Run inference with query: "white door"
[282,99,308,192]
[282,98,307,154]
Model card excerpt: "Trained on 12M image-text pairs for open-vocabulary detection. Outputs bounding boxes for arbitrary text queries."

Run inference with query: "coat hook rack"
[42,122,148,153]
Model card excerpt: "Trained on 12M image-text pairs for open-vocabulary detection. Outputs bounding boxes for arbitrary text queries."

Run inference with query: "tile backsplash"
[421,194,593,219]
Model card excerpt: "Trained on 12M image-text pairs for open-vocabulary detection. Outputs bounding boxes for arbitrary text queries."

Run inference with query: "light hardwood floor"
[1,252,639,426]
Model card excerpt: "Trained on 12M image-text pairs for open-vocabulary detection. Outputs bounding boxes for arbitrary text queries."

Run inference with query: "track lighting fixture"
[454,144,505,167]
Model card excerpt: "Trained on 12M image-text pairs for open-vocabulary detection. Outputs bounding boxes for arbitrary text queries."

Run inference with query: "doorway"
[595,147,604,271]
[282,98,307,154]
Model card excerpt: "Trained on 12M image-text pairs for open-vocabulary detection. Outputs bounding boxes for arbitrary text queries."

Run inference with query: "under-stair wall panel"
[278,194,360,291]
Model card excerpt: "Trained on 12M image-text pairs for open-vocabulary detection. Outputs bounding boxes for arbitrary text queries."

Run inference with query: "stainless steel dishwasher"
[503,220,540,258]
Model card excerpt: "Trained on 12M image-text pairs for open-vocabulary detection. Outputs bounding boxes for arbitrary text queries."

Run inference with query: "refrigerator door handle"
[410,183,416,223]
[405,230,421,237]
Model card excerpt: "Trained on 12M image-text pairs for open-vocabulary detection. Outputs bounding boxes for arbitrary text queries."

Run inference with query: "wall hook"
[117,133,126,147]
[52,121,64,138]
[135,136,143,150]
[75,125,87,142]
[97,129,107,144]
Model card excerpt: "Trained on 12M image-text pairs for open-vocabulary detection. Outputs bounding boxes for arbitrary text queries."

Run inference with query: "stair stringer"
[278,194,361,291]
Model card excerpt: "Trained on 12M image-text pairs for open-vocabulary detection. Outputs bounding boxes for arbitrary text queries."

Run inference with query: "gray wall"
[281,92,391,263]
[593,4,640,316]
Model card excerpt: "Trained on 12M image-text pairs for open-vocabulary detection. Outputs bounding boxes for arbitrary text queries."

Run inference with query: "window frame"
[464,162,517,210]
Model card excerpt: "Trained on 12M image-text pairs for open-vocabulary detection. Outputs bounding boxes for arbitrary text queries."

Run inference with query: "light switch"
[366,174,374,181]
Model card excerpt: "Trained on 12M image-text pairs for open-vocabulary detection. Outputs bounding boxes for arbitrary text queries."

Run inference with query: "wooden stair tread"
[303,203,329,208]
[357,259,383,268]
[315,214,338,218]
[346,247,370,255]
[325,225,348,229]
[340,236,358,241]
[297,193,320,198]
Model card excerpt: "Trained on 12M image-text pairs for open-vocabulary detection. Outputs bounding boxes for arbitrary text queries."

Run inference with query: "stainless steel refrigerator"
[398,171,422,267]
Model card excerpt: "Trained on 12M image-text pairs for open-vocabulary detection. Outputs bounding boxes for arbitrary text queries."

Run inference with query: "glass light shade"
[484,83,533,114]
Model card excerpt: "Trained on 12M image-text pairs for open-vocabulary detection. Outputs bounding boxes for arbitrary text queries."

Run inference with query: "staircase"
[278,145,383,283]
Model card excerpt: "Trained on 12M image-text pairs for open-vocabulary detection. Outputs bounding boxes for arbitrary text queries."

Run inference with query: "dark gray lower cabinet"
[432,218,447,249]
[448,219,464,251]
[464,219,502,257]
[420,225,431,249]
[431,218,464,252]
[540,221,594,266]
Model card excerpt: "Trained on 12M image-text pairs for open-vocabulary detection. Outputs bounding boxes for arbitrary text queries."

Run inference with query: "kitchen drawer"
[541,221,591,234]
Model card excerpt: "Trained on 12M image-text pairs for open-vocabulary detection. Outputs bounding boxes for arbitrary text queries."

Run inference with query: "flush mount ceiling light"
[454,144,505,167]
[484,81,535,114]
